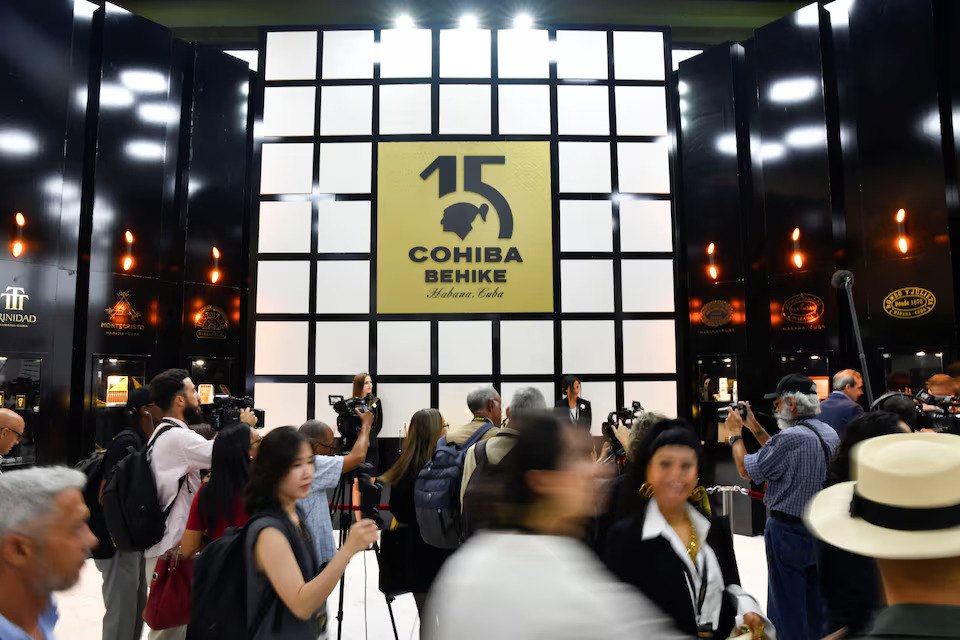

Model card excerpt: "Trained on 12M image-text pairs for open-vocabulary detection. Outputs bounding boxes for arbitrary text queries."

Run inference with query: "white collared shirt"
[641,500,769,634]
[143,417,214,558]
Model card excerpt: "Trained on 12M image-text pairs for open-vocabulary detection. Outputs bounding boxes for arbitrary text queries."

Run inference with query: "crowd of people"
[0,367,959,640]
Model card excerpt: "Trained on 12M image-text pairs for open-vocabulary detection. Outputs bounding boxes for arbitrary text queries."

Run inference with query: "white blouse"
[641,500,771,636]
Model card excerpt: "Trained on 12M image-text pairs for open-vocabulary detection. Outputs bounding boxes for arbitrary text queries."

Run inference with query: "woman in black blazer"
[555,375,592,429]
[602,419,768,640]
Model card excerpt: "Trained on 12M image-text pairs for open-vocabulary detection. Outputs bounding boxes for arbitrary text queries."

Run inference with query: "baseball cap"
[764,373,818,400]
[126,386,152,411]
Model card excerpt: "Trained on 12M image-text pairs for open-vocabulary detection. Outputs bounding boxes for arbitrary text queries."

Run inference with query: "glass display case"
[780,352,831,399]
[0,357,41,469]
[94,356,148,447]
[698,355,740,444]
[881,349,946,393]
[189,357,236,402]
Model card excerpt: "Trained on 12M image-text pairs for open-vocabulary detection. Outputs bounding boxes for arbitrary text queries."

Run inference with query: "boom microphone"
[831,269,874,406]
[831,269,854,289]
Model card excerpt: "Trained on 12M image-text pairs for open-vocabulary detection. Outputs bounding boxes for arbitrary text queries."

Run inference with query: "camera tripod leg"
[371,543,400,640]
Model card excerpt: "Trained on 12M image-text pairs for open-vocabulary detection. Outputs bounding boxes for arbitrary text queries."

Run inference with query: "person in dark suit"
[815,411,910,637]
[555,375,592,430]
[602,419,768,640]
[818,369,864,438]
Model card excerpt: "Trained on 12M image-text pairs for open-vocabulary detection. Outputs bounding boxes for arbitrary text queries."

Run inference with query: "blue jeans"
[765,517,825,640]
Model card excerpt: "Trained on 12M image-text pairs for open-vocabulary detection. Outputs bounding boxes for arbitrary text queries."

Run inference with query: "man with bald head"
[0,409,26,472]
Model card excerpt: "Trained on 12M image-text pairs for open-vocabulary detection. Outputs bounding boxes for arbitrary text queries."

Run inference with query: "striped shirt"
[743,418,839,518]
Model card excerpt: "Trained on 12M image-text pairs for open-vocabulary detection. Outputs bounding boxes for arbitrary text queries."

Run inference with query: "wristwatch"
[728,435,743,447]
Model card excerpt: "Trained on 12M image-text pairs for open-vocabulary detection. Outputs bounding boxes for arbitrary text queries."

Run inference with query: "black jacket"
[817,539,883,636]
[602,503,742,640]
[555,397,592,429]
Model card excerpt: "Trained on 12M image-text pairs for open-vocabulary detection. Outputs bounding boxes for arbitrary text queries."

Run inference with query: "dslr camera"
[206,395,265,431]
[601,401,645,453]
[717,403,749,421]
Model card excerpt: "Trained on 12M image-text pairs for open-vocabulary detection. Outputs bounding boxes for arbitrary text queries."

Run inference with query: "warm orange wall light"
[210,246,221,283]
[896,209,909,254]
[11,212,25,257]
[122,231,134,271]
[791,228,804,269]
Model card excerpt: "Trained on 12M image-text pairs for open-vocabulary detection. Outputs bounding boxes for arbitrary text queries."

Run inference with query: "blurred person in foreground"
[0,467,98,639]
[721,373,839,640]
[806,432,960,639]
[379,408,450,637]
[603,419,768,639]
[815,412,910,638]
[425,413,688,640]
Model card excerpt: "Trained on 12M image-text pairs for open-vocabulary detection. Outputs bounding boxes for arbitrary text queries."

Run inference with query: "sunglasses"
[1,427,24,444]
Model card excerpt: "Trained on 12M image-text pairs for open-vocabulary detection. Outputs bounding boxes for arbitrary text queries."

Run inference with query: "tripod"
[329,470,400,640]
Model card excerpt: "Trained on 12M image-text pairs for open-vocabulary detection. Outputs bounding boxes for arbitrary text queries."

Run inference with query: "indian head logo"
[102,291,145,334]
[0,286,36,328]
[421,155,514,241]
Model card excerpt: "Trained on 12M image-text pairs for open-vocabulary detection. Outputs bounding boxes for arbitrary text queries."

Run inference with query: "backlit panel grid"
[251,26,680,434]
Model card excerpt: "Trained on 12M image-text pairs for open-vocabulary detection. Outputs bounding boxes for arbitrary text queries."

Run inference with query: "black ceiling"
[110,0,808,48]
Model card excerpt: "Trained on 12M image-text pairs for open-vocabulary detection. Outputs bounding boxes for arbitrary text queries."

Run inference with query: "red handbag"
[143,548,193,629]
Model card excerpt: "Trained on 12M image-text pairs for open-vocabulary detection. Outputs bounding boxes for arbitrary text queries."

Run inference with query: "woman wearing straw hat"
[806,432,960,639]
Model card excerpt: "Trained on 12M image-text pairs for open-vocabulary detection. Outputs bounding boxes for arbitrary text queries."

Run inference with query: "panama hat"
[805,432,960,559]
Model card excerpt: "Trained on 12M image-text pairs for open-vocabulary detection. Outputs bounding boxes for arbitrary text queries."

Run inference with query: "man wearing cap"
[93,387,161,640]
[806,433,960,638]
[721,373,840,640]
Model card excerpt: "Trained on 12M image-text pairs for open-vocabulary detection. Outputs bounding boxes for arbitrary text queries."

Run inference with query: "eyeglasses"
[1,427,24,444]
[315,441,335,452]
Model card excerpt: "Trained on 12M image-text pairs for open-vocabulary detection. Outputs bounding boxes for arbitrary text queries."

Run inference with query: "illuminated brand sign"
[782,293,825,324]
[701,300,733,327]
[377,141,553,313]
[0,286,37,328]
[102,291,145,336]
[883,287,936,319]
[194,305,228,339]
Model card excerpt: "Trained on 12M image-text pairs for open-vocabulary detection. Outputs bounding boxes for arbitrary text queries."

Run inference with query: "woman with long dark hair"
[181,424,261,556]
[602,419,767,640]
[379,409,449,631]
[351,373,383,471]
[425,413,686,640]
[244,427,377,639]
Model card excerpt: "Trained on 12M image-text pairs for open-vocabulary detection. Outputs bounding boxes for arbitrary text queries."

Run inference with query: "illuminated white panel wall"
[252,27,678,435]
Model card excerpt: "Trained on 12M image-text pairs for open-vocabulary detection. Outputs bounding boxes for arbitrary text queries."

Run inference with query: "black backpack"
[460,433,519,540]
[414,422,496,548]
[187,513,296,640]
[101,424,184,552]
[75,448,106,507]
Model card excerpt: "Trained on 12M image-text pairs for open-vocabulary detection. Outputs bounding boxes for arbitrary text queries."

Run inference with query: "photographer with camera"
[297,407,373,570]
[719,373,840,640]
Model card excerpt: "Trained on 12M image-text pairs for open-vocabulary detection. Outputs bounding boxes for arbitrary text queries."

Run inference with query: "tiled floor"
[55,534,769,640]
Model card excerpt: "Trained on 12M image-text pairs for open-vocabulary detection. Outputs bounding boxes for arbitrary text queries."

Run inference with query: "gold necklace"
[686,513,700,565]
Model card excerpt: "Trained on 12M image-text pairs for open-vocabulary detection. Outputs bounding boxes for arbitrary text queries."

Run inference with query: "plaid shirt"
[743,417,840,518]
[298,454,344,565]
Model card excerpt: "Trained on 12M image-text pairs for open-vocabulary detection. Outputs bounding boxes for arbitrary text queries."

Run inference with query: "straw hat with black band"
[805,432,960,559]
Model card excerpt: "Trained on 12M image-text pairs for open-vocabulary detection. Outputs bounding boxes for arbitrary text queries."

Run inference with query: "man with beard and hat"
[720,373,840,640]
[142,369,213,640]
[806,432,960,638]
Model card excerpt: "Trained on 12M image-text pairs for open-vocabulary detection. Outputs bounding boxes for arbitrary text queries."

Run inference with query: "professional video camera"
[601,401,645,455]
[872,389,960,434]
[205,395,265,431]
[329,394,370,450]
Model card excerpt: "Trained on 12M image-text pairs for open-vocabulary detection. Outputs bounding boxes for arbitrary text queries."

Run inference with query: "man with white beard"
[720,373,840,640]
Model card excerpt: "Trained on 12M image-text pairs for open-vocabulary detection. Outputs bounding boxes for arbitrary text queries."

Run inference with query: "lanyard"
[681,554,710,621]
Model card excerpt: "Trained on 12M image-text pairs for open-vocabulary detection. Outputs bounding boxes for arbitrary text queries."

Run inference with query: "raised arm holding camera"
[297,407,373,570]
